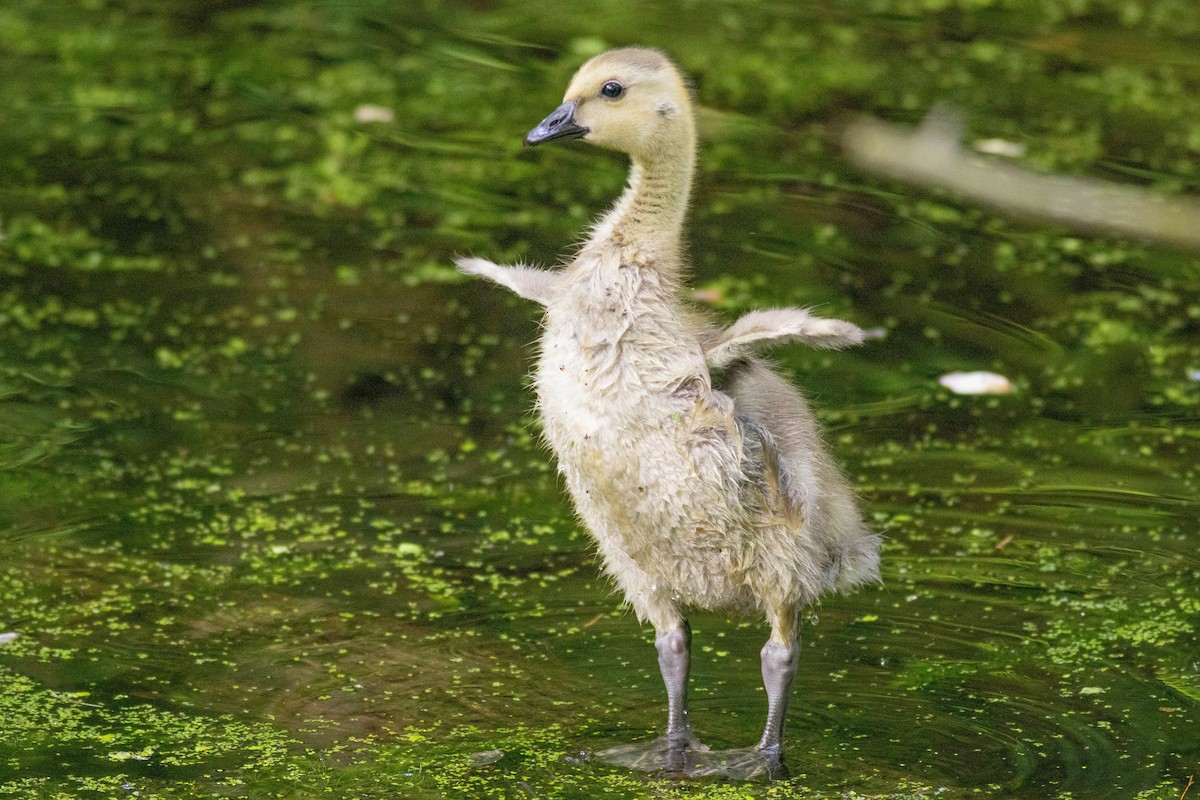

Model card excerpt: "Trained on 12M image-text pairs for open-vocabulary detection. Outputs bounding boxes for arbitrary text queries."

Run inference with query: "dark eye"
[600,81,624,99]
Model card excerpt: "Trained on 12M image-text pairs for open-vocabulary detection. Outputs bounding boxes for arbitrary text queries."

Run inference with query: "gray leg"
[596,618,705,772]
[756,611,800,753]
[656,621,692,743]
[657,613,797,779]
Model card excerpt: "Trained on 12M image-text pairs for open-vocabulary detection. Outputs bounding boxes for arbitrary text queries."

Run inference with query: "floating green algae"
[1,0,1198,798]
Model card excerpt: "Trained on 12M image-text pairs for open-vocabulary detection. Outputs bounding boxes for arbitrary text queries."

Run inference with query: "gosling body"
[457,47,879,773]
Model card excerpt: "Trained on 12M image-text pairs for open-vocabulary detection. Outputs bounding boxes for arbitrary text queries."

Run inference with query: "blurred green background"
[1,1,1198,798]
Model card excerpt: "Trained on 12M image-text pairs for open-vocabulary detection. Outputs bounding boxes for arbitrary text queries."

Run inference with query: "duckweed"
[1,1,1198,798]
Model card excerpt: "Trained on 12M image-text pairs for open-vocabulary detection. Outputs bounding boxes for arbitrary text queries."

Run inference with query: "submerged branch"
[843,109,1200,252]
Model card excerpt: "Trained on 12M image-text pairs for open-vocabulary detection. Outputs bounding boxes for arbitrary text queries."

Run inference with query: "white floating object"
[354,104,395,124]
[973,138,1026,158]
[1187,368,1200,382]
[862,326,889,341]
[938,370,1014,395]
[0,633,18,645]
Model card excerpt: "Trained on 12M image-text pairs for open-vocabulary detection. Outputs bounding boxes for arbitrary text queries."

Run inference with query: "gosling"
[457,47,880,775]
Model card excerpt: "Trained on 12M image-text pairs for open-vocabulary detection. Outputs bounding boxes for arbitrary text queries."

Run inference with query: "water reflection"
[1,1,1198,798]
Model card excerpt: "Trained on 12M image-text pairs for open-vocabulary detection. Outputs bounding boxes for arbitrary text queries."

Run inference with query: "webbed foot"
[596,735,709,773]
[596,738,787,780]
[680,744,788,780]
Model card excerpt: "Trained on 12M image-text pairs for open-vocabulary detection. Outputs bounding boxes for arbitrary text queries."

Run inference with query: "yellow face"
[525,48,692,161]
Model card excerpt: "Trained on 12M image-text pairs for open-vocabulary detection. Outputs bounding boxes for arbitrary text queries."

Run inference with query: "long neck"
[589,129,696,271]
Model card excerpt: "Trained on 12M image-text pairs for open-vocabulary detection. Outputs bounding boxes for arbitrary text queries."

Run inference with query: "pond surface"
[1,1,1198,798]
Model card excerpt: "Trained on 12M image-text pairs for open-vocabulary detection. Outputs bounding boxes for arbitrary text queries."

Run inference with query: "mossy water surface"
[1,1,1198,798]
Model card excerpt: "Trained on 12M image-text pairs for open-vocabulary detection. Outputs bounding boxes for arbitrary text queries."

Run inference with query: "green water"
[1,1,1198,797]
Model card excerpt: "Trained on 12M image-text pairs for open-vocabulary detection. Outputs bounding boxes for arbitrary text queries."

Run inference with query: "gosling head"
[524,47,694,163]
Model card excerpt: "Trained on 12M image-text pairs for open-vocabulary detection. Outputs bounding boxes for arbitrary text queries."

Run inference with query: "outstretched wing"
[704,308,865,369]
[455,257,562,306]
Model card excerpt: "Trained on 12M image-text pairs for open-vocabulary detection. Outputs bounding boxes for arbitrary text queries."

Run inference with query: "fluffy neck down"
[588,126,696,273]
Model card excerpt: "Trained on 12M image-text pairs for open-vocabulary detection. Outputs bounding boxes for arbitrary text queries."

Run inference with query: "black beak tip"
[524,100,588,148]
[523,125,589,148]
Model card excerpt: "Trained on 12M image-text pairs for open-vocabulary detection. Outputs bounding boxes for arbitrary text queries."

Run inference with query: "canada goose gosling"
[457,47,880,775]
